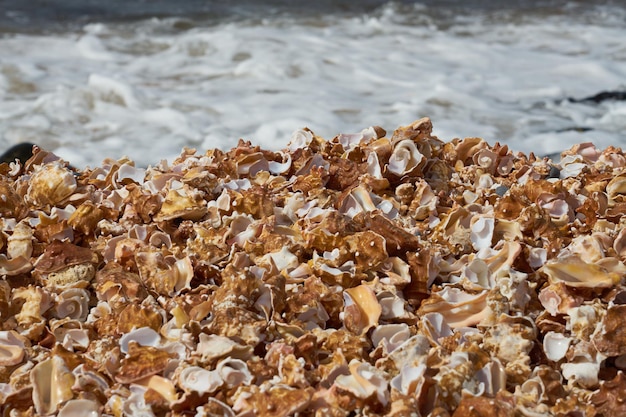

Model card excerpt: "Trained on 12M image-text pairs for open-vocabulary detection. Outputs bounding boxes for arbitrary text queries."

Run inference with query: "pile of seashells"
[1,117,626,416]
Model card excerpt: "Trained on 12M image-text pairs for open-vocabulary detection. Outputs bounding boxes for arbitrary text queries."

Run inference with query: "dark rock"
[568,90,626,104]
[0,142,36,164]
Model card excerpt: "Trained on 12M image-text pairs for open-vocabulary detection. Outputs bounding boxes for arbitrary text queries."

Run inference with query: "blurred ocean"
[0,0,625,167]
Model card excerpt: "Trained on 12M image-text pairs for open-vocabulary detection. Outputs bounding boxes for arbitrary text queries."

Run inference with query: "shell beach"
[1,118,625,416]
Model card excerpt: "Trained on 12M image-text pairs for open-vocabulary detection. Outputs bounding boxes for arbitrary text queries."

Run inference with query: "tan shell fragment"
[115,342,172,384]
[418,287,489,328]
[593,304,626,357]
[0,178,27,219]
[541,255,621,288]
[155,186,207,221]
[343,284,382,335]
[333,359,389,407]
[232,385,313,417]
[0,330,27,366]
[31,355,76,415]
[26,161,77,208]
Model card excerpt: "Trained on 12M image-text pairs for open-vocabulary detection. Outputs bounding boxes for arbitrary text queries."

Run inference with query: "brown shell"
[34,240,99,273]
[115,342,172,384]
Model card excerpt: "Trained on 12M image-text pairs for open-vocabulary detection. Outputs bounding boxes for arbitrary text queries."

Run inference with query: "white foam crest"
[0,5,624,167]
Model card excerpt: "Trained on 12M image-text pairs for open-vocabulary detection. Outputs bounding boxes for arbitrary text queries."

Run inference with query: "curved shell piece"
[155,186,207,221]
[593,304,626,357]
[52,288,91,321]
[119,327,161,354]
[0,178,27,219]
[31,356,76,415]
[541,255,620,288]
[418,287,490,328]
[216,358,253,388]
[7,219,33,259]
[178,366,222,395]
[342,285,382,335]
[135,375,178,404]
[470,215,494,251]
[543,331,572,362]
[371,323,411,353]
[386,139,426,177]
[57,399,101,417]
[0,330,27,366]
[334,359,389,406]
[26,161,77,208]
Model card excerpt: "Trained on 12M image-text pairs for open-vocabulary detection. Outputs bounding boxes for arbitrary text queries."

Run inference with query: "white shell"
[470,216,494,251]
[334,360,389,407]
[53,288,91,321]
[387,139,425,176]
[119,327,161,354]
[216,358,253,388]
[390,363,427,396]
[57,399,101,417]
[179,366,222,395]
[543,331,572,362]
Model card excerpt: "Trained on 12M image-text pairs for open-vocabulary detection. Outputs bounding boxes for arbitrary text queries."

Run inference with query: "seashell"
[342,285,382,335]
[543,331,572,362]
[134,374,178,404]
[420,312,453,345]
[216,358,253,388]
[136,252,193,296]
[196,333,254,364]
[115,342,172,384]
[0,178,27,219]
[455,137,487,165]
[52,288,91,321]
[559,154,586,179]
[119,326,161,354]
[606,174,626,206]
[592,304,626,357]
[287,128,314,152]
[386,139,426,177]
[474,358,507,396]
[378,290,412,320]
[178,366,223,395]
[418,287,489,328]
[390,362,428,396]
[68,200,104,237]
[614,227,626,261]
[194,399,236,417]
[33,240,99,287]
[31,355,76,415]
[472,148,499,174]
[333,359,389,407]
[56,327,90,351]
[589,372,626,416]
[13,286,54,339]
[6,219,33,259]
[371,323,411,353]
[232,384,313,417]
[26,161,77,208]
[0,331,27,366]
[541,255,620,288]
[57,399,101,417]
[561,361,602,389]
[155,185,207,221]
[0,253,32,276]
[528,247,547,269]
[470,216,495,250]
[113,162,146,185]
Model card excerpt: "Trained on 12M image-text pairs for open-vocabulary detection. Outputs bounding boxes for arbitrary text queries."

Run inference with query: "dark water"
[0,0,623,33]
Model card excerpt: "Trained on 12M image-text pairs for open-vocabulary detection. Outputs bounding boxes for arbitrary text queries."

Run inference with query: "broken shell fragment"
[541,255,621,288]
[342,285,382,335]
[1,120,626,415]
